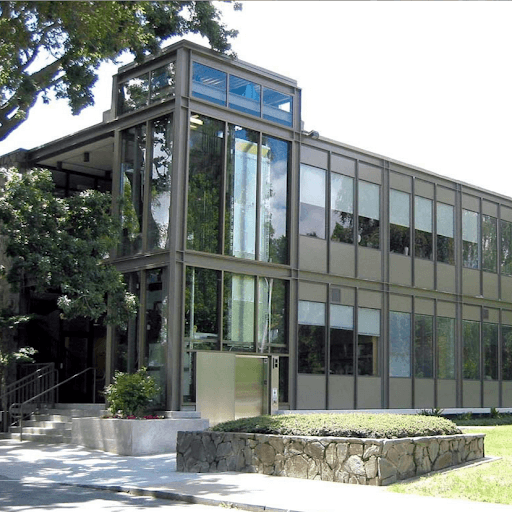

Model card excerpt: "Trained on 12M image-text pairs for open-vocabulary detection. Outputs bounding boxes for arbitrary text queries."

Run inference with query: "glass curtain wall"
[330,174,354,244]
[437,203,454,264]
[415,197,433,259]
[462,210,479,269]
[390,190,410,256]
[330,305,354,375]
[358,182,380,248]
[299,164,326,239]
[463,320,481,380]
[482,215,497,273]
[437,317,455,379]
[501,220,512,275]
[358,308,380,376]
[258,278,287,354]
[389,312,411,377]
[414,314,433,378]
[502,325,512,381]
[483,323,498,380]
[298,301,325,374]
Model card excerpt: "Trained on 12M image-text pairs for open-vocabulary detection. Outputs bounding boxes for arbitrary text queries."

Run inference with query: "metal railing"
[1,363,58,432]
[9,367,96,441]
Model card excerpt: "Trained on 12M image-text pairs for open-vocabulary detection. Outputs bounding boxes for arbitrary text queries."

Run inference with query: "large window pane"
[150,63,175,103]
[358,308,380,376]
[229,75,261,116]
[223,273,255,352]
[225,126,258,260]
[415,196,432,260]
[187,115,223,253]
[483,323,498,380]
[501,220,512,276]
[415,314,433,378]
[258,278,287,354]
[260,136,289,264]
[331,174,354,244]
[330,304,354,375]
[263,87,293,126]
[120,124,146,256]
[437,203,454,264]
[148,116,172,250]
[463,210,479,269]
[389,312,411,377]
[437,317,455,379]
[358,181,380,249]
[192,62,226,105]
[298,301,325,374]
[463,320,480,380]
[300,164,325,239]
[118,73,149,114]
[502,325,512,380]
[482,215,497,273]
[185,267,220,350]
[390,190,410,256]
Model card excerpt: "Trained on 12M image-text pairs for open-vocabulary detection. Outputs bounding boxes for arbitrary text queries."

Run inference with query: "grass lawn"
[389,425,512,505]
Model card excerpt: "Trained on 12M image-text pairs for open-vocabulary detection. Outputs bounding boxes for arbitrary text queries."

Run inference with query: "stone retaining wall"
[176,431,485,485]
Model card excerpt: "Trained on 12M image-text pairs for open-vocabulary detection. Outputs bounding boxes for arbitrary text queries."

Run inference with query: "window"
[330,305,354,375]
[437,203,454,264]
[483,323,498,380]
[502,325,512,380]
[437,317,455,379]
[300,164,326,239]
[390,190,410,255]
[192,62,227,105]
[358,181,380,249]
[482,215,497,273]
[415,314,433,378]
[187,115,224,254]
[150,63,175,103]
[330,174,354,244]
[358,308,380,376]
[263,87,293,126]
[257,278,288,353]
[298,301,325,374]
[463,210,479,269]
[389,312,411,377]
[501,220,512,276]
[463,320,480,380]
[229,75,261,117]
[415,197,433,259]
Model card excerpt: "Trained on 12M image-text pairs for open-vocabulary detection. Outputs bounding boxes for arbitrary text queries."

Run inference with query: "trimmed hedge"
[210,413,461,439]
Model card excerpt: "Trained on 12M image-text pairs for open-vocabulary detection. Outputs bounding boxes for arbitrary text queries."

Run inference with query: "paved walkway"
[0,439,508,512]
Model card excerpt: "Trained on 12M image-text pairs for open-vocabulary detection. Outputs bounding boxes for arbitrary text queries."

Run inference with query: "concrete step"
[22,420,70,429]
[8,433,72,443]
[10,426,71,436]
[156,411,202,419]
[52,403,106,411]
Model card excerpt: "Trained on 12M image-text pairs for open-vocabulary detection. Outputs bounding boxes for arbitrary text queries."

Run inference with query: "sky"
[2,1,512,197]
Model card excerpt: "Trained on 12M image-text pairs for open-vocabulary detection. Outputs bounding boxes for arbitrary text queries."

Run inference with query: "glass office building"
[3,40,512,421]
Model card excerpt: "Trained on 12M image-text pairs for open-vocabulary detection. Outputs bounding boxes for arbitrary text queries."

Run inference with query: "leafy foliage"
[104,368,160,417]
[0,167,137,326]
[211,413,462,439]
[0,1,240,140]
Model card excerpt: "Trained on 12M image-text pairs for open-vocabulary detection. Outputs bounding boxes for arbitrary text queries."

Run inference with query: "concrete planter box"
[177,431,485,485]
[72,416,209,456]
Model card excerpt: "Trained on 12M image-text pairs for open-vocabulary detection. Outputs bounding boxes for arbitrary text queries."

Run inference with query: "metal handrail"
[10,367,96,441]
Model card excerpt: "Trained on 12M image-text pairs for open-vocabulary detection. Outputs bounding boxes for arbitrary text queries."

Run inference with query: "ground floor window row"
[298,300,512,382]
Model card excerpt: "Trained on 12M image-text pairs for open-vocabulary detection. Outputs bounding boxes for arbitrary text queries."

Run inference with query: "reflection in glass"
[150,63,175,103]
[358,308,380,376]
[298,301,325,374]
[483,322,498,380]
[120,124,146,255]
[501,220,512,276]
[185,267,220,350]
[389,312,411,377]
[415,196,432,259]
[330,174,354,244]
[482,215,497,273]
[182,351,196,403]
[463,210,479,269]
[223,273,255,352]
[414,315,433,378]
[225,126,258,260]
[502,325,512,380]
[263,87,293,126]
[148,116,172,250]
[187,115,223,254]
[118,73,149,114]
[299,164,325,239]
[229,75,261,116]
[437,317,455,379]
[192,62,227,105]
[390,190,410,255]
[463,320,480,380]
[258,278,287,353]
[437,203,454,264]
[358,182,380,249]
[260,136,289,264]
[330,304,354,375]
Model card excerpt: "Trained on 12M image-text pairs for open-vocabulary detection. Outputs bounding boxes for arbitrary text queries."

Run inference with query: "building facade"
[3,40,512,422]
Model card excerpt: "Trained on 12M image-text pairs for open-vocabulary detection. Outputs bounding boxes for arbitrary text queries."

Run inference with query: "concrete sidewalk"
[0,439,507,512]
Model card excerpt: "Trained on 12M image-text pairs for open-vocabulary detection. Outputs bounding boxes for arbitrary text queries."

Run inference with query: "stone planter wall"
[177,431,485,485]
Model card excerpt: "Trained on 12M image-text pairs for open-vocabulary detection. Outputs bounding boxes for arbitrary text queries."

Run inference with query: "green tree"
[0,1,239,141]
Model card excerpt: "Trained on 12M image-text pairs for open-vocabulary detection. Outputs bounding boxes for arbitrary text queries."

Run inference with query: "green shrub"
[104,368,159,418]
[211,413,461,439]
[418,407,445,417]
